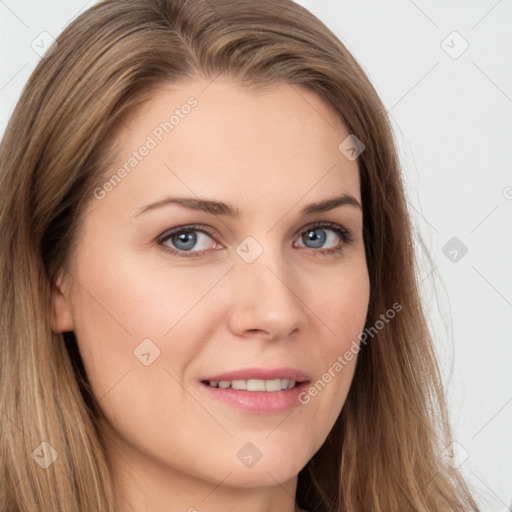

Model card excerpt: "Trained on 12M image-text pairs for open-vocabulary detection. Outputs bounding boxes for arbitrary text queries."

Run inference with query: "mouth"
[201,378,298,391]
[199,368,310,413]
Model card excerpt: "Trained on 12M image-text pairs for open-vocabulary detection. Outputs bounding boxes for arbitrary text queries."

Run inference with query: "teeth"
[206,378,296,391]
[231,380,246,390]
[247,379,266,391]
[263,379,281,392]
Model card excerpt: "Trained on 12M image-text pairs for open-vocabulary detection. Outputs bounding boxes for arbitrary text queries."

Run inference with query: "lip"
[199,367,311,414]
[200,367,310,383]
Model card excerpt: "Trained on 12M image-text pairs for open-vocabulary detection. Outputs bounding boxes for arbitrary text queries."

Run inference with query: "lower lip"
[200,381,309,414]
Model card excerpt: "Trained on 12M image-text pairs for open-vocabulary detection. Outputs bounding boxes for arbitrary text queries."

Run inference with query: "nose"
[226,246,309,341]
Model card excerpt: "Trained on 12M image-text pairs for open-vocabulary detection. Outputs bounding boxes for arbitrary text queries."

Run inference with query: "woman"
[0,0,480,511]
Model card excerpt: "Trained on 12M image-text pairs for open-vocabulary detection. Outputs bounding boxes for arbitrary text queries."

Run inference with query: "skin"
[52,77,370,512]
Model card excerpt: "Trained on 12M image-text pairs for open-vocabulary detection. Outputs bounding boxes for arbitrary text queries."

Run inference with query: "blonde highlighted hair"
[0,0,479,510]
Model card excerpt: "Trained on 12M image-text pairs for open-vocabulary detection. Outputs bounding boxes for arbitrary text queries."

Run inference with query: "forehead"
[92,78,361,218]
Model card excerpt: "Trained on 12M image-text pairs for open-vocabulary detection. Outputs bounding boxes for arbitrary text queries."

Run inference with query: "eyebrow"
[131,193,362,219]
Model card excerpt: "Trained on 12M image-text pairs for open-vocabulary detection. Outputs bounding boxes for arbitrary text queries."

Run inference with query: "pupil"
[303,228,326,248]
[173,231,197,250]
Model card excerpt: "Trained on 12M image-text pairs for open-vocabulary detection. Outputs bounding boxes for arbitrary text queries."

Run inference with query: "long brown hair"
[0,0,480,510]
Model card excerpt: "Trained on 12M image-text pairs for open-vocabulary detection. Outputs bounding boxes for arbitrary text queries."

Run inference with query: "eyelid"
[157,223,219,243]
[157,223,222,258]
[291,220,352,242]
[157,221,353,257]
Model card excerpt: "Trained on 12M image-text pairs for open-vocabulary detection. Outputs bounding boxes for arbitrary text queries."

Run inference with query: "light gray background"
[1,1,511,510]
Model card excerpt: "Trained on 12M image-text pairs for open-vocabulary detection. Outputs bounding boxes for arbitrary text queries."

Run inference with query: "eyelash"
[157,221,354,259]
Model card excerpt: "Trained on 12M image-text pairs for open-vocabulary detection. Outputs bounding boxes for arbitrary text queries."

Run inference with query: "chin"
[204,444,311,488]
[220,462,303,488]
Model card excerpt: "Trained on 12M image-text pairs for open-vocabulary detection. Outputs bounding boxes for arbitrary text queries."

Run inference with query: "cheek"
[67,249,233,425]
[66,236,370,486]
[71,241,369,405]
[297,260,370,435]
[310,258,370,349]
[70,247,226,344]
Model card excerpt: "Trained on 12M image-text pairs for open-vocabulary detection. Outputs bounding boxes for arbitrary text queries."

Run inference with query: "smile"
[199,368,311,414]
[203,378,296,391]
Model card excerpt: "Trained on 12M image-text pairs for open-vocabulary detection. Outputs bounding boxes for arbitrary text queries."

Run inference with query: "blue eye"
[160,225,216,256]
[171,231,197,251]
[294,223,353,255]
[301,227,329,248]
[158,222,353,258]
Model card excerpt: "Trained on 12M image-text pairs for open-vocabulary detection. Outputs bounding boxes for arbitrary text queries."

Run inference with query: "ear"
[50,269,74,333]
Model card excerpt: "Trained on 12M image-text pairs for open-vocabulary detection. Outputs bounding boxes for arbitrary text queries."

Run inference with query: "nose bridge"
[226,235,307,339]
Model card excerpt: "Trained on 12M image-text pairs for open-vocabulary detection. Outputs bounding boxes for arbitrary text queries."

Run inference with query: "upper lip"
[200,367,310,383]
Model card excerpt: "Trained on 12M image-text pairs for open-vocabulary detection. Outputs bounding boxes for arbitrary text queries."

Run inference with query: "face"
[53,78,370,494]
